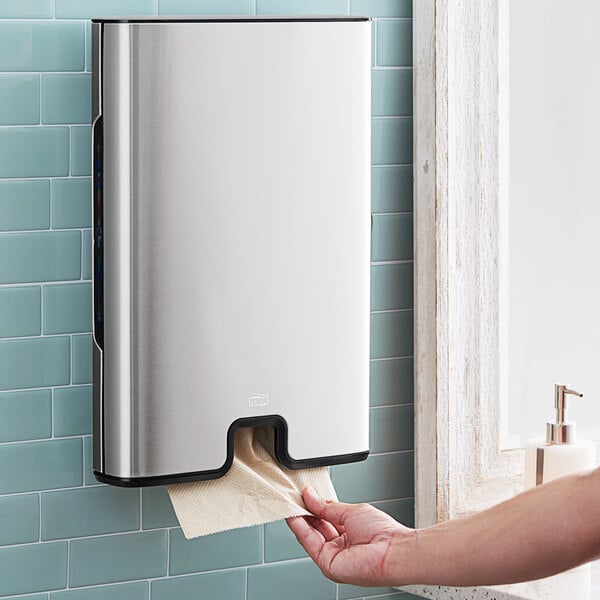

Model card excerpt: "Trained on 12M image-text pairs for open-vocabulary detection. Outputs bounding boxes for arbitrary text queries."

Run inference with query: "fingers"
[286,516,327,564]
[303,486,355,527]
[305,516,342,542]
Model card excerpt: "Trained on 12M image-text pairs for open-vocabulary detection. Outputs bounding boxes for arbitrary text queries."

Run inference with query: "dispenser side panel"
[121,21,370,479]
[99,24,136,478]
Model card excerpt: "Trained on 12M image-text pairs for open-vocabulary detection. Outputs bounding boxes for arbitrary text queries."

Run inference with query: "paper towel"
[167,426,338,538]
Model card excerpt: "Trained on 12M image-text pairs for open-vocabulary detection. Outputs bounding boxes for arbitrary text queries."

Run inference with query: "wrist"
[381,526,422,586]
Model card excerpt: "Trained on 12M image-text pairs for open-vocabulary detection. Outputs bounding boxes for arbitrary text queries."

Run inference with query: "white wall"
[504,0,600,447]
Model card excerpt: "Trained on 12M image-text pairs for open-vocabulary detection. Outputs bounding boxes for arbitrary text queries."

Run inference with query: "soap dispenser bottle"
[524,384,596,489]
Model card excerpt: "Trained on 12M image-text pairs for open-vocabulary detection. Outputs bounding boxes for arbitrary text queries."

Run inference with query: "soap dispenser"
[524,384,596,489]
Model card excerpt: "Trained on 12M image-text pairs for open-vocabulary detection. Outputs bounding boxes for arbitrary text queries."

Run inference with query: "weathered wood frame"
[413,0,524,527]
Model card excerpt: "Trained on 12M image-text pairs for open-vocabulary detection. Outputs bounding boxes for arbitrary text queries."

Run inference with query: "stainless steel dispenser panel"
[94,18,371,481]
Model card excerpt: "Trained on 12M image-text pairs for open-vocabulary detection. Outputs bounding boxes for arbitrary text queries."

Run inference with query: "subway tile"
[0,231,80,284]
[371,498,414,527]
[53,385,92,437]
[72,334,92,384]
[0,286,41,338]
[0,438,82,494]
[52,178,91,228]
[0,127,69,178]
[141,486,178,529]
[43,283,92,335]
[339,583,399,599]
[56,0,155,18]
[256,0,347,14]
[42,74,91,125]
[372,69,412,117]
[351,0,411,17]
[0,389,51,442]
[151,570,245,600]
[264,519,307,562]
[371,213,413,262]
[372,165,413,213]
[0,336,70,391]
[0,75,40,125]
[169,526,261,575]
[69,530,167,587]
[71,126,91,176]
[51,582,149,600]
[372,118,413,165]
[370,310,413,359]
[82,229,92,279]
[370,357,413,407]
[247,559,335,600]
[0,22,84,71]
[83,435,96,485]
[159,0,254,14]
[0,494,39,546]
[370,404,413,453]
[0,542,67,596]
[0,0,52,18]
[332,451,414,503]
[371,263,413,311]
[42,485,140,540]
[377,19,412,67]
[0,180,50,231]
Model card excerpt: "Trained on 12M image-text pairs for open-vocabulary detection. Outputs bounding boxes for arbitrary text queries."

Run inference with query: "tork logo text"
[248,393,270,407]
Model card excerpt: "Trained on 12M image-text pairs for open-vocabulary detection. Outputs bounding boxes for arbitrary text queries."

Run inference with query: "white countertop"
[399,561,599,600]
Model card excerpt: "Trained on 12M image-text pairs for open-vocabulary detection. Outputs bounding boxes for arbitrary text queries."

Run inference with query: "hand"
[286,487,414,587]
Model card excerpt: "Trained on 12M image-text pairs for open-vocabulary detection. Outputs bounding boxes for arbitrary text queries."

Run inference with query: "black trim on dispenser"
[93,415,369,487]
[92,115,104,351]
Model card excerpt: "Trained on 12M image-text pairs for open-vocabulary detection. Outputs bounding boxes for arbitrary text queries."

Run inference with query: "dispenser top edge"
[92,15,370,23]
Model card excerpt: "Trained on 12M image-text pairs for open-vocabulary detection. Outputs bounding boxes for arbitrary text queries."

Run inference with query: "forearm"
[385,468,600,587]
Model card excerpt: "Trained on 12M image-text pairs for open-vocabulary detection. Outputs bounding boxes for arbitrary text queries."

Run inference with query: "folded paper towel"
[167,426,338,538]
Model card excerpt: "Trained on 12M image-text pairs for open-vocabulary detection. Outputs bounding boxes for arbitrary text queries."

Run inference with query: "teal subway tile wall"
[0,2,415,599]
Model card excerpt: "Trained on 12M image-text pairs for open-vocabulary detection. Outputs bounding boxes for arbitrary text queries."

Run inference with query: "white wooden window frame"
[413,0,525,527]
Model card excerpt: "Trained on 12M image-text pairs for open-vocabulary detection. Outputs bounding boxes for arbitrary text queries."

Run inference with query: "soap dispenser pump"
[524,384,596,488]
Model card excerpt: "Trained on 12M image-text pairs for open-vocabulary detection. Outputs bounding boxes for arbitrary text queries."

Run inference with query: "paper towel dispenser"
[91,16,371,487]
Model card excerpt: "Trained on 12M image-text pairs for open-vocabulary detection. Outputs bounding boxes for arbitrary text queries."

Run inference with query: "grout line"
[0,432,87,447]
[370,308,413,315]
[66,540,71,589]
[38,73,42,125]
[261,524,265,563]
[166,529,171,577]
[139,488,143,530]
[370,259,413,266]
[39,284,44,335]
[370,449,414,458]
[370,402,414,410]
[37,492,42,542]
[0,383,89,395]
[370,355,414,363]
[50,387,55,438]
[69,334,73,384]
[372,210,413,216]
